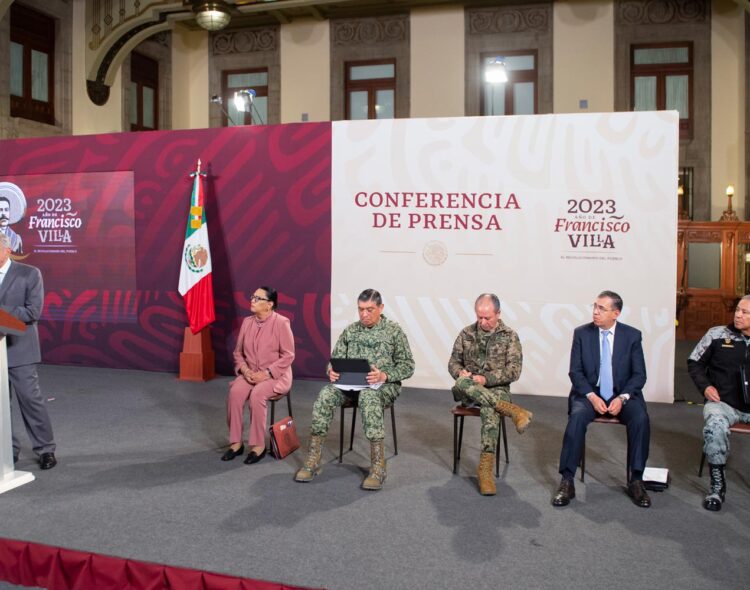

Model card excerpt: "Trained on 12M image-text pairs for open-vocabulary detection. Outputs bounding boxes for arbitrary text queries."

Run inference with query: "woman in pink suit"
[222,286,295,464]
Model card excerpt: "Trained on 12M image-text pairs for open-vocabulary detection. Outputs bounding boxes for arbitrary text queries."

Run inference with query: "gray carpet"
[2,363,749,590]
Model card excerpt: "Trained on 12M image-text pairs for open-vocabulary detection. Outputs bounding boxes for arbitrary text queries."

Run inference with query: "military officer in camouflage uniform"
[295,289,414,490]
[688,294,750,512]
[448,293,532,496]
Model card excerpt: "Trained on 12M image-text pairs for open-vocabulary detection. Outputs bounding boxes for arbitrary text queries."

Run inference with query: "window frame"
[130,51,159,131]
[479,50,538,117]
[344,58,397,120]
[630,42,693,139]
[10,3,56,126]
[221,67,269,127]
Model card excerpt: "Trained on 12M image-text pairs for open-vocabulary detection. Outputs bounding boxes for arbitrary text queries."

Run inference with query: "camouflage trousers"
[309,383,400,441]
[452,376,511,453]
[703,401,750,465]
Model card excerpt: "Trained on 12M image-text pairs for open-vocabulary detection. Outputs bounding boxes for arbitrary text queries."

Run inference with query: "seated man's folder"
[330,358,371,387]
[643,467,670,491]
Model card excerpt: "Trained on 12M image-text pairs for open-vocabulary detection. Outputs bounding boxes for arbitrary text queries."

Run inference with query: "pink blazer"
[232,312,295,393]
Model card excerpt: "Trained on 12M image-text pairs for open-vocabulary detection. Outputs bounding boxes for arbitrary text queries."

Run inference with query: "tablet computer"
[330,358,371,387]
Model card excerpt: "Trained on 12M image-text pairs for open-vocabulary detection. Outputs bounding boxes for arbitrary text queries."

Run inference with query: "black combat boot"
[703,464,726,512]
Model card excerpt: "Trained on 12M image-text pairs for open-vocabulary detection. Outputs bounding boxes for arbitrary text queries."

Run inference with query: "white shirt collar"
[599,321,617,336]
[0,258,11,274]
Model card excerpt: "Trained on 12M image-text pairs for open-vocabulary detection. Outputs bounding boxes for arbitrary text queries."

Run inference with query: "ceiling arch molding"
[86,2,191,105]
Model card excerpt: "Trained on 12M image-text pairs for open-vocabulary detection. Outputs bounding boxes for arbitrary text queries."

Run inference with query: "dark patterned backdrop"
[0,124,332,377]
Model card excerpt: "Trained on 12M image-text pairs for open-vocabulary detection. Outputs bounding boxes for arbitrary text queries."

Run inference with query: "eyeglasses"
[250,295,271,302]
[592,303,613,313]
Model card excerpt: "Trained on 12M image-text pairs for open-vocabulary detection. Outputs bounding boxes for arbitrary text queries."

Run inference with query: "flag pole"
[178,159,216,381]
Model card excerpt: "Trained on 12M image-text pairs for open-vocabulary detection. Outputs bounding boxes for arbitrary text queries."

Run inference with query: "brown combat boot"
[477,451,496,496]
[361,439,386,490]
[494,400,533,434]
[294,434,324,482]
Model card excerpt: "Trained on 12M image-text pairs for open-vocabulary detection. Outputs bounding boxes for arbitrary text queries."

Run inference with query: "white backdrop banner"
[331,112,678,402]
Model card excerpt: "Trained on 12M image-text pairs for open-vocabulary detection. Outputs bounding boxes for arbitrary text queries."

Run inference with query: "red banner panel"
[1,171,136,302]
[0,125,332,377]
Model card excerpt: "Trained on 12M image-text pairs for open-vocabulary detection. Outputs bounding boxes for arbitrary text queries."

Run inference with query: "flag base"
[179,327,216,382]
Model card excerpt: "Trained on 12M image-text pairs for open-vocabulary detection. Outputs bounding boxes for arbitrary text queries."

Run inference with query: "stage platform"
[1,364,749,590]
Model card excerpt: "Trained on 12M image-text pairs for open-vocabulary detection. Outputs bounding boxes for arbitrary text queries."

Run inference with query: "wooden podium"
[178,327,215,381]
[0,309,35,494]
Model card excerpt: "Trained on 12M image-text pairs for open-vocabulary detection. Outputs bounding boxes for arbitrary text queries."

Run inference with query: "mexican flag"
[178,163,215,334]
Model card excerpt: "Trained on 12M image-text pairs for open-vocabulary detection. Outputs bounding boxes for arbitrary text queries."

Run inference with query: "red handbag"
[269,416,300,459]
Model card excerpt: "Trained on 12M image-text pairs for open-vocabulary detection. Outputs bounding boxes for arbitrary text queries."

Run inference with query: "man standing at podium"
[0,234,56,469]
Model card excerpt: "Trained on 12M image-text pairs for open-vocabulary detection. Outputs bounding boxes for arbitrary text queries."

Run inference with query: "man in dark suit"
[551,290,650,508]
[0,234,56,469]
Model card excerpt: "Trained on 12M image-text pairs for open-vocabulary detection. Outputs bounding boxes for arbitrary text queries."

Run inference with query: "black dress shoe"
[39,453,57,470]
[627,479,651,508]
[221,445,244,461]
[244,448,267,465]
[552,478,575,507]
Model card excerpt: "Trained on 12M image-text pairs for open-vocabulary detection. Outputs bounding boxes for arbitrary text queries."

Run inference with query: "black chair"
[268,388,293,426]
[451,405,508,476]
[698,422,750,477]
[338,394,397,462]
[579,416,630,482]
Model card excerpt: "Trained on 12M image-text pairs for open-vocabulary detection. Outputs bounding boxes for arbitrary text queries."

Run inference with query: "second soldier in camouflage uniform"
[295,289,414,490]
[448,293,532,496]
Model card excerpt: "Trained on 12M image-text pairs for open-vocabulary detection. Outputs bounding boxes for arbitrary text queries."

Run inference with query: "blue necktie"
[600,330,613,401]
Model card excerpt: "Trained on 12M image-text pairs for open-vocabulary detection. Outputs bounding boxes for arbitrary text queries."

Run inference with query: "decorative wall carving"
[150,31,169,47]
[332,15,407,46]
[686,230,722,242]
[616,0,707,25]
[212,29,278,54]
[468,6,549,35]
[89,0,176,50]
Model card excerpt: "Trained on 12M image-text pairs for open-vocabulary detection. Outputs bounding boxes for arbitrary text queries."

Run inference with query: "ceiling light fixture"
[194,2,232,32]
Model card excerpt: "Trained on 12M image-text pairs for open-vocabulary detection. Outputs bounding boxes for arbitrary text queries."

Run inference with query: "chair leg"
[453,414,459,474]
[286,392,293,419]
[494,430,500,477]
[390,405,398,455]
[339,406,345,463]
[626,441,631,482]
[501,416,509,464]
[270,400,276,426]
[580,443,586,482]
[457,416,465,464]
[349,406,357,451]
[699,452,706,477]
